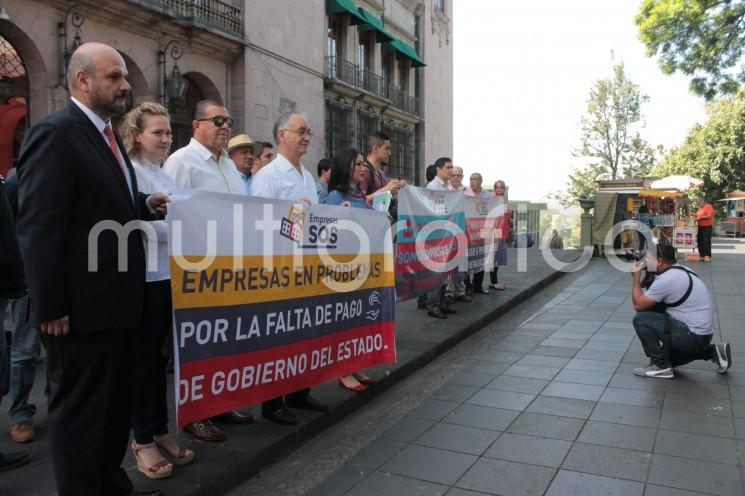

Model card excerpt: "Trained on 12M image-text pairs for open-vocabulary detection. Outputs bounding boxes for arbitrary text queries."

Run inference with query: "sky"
[453,0,708,205]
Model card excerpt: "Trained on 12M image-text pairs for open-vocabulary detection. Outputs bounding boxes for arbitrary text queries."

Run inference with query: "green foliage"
[551,60,659,207]
[636,0,745,100]
[652,90,745,202]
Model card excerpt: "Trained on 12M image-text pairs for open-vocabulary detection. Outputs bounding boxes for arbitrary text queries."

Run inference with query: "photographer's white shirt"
[644,265,714,335]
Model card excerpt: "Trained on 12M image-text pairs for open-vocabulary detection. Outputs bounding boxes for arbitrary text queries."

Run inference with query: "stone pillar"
[578,197,595,248]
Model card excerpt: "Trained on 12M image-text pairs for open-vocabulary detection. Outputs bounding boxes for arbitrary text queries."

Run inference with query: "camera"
[622,249,646,262]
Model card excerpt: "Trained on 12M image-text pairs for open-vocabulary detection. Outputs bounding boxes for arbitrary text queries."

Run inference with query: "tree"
[636,0,745,100]
[550,60,659,207]
[652,90,745,202]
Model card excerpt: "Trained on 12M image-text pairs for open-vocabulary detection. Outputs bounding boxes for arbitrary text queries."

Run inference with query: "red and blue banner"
[168,190,395,426]
[395,186,467,301]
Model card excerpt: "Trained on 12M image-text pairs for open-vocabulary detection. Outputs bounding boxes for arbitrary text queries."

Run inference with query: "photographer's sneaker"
[714,343,732,374]
[633,363,673,379]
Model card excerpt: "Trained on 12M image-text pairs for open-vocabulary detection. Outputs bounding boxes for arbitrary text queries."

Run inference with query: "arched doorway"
[110,51,150,134]
[0,34,28,177]
[169,71,222,152]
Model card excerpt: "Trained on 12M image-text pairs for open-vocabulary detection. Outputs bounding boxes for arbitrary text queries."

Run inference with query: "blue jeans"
[1,295,41,424]
[632,311,714,369]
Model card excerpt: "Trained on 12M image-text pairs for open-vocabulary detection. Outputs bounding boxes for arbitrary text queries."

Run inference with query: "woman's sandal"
[353,372,377,385]
[154,434,195,466]
[339,376,366,392]
[489,284,506,290]
[131,441,173,479]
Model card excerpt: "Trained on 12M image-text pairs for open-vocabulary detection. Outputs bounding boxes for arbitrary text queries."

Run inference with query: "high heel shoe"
[154,434,195,466]
[338,377,366,392]
[131,441,173,479]
[353,372,377,385]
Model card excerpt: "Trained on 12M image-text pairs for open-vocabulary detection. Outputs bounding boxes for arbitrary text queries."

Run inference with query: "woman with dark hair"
[324,148,371,209]
[322,148,377,392]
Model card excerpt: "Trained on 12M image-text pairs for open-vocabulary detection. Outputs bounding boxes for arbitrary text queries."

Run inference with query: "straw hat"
[227,134,262,155]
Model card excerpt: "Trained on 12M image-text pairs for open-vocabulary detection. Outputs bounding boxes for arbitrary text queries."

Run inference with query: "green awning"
[385,38,426,67]
[326,0,366,24]
[356,8,395,42]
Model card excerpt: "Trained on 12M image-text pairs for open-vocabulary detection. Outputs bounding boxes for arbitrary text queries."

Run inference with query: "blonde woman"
[120,102,194,479]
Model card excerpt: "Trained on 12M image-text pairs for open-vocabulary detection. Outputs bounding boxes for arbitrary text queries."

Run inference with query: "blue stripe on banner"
[174,286,396,363]
[397,213,466,242]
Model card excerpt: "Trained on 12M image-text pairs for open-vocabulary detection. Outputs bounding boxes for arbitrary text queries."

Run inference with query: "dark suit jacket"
[16,102,155,332]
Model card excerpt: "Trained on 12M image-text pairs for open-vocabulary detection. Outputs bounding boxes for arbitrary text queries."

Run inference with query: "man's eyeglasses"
[284,128,312,138]
[197,115,233,128]
[451,173,463,177]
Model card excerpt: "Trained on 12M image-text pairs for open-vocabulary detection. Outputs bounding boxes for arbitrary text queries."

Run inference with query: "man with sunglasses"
[164,100,255,441]
[164,100,245,196]
[251,110,329,426]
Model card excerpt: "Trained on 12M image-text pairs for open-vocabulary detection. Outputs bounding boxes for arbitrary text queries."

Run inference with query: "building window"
[357,110,378,154]
[398,59,409,94]
[382,122,415,184]
[434,0,445,13]
[325,100,354,161]
[327,15,340,59]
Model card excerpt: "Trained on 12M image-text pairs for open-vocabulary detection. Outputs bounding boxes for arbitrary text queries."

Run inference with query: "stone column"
[578,197,595,248]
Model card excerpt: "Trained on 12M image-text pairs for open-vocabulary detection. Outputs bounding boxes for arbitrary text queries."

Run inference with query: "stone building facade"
[0,0,452,184]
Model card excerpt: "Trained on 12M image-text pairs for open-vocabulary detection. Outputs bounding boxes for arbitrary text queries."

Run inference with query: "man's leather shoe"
[0,450,29,472]
[127,490,165,496]
[10,422,34,443]
[455,295,472,303]
[440,306,457,314]
[427,307,447,319]
[214,410,254,425]
[183,419,225,442]
[262,407,299,426]
[286,394,329,412]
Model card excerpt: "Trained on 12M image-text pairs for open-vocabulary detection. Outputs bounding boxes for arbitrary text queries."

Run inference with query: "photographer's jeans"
[1,295,41,424]
[633,311,714,369]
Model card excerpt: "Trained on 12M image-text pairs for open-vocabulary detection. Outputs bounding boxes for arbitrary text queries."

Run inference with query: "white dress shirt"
[163,138,245,195]
[71,97,133,198]
[249,153,319,203]
[132,158,176,282]
[426,176,450,192]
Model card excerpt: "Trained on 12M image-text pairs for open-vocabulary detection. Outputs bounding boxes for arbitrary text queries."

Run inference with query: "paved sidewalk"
[0,248,580,496]
[305,238,745,496]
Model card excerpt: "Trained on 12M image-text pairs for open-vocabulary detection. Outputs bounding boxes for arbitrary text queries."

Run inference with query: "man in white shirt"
[250,111,328,426]
[448,166,465,192]
[426,157,453,191]
[420,157,458,319]
[631,244,731,379]
[163,100,244,196]
[163,100,254,441]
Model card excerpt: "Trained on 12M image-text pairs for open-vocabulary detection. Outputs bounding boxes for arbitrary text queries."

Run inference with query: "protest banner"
[395,186,467,301]
[168,190,396,426]
[463,196,507,273]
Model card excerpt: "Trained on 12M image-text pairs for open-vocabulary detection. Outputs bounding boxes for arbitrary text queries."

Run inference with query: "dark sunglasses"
[197,115,233,128]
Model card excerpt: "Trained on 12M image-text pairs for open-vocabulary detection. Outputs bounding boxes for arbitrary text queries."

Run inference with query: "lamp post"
[578,196,596,249]
[159,40,187,106]
[57,4,84,87]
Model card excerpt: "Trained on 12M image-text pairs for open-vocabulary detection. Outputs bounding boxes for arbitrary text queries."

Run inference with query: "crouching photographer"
[630,243,731,379]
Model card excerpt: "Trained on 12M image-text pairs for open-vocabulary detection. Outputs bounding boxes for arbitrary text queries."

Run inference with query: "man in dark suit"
[16,42,168,496]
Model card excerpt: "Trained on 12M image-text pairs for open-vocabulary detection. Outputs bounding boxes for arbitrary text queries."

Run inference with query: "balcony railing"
[325,56,421,116]
[388,85,421,116]
[140,0,243,37]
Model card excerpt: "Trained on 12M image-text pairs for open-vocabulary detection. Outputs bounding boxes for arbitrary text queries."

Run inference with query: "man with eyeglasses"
[164,99,245,196]
[164,100,254,441]
[448,166,465,192]
[251,110,329,426]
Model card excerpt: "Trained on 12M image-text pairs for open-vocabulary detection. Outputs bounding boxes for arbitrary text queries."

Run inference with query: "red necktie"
[103,125,126,177]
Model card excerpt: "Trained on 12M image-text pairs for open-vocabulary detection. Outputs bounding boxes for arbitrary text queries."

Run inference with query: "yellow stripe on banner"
[170,253,394,309]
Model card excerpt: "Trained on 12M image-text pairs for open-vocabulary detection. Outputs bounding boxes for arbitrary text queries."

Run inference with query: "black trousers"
[489,266,500,284]
[472,271,485,290]
[132,280,171,444]
[697,225,712,258]
[263,389,310,412]
[43,327,136,496]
